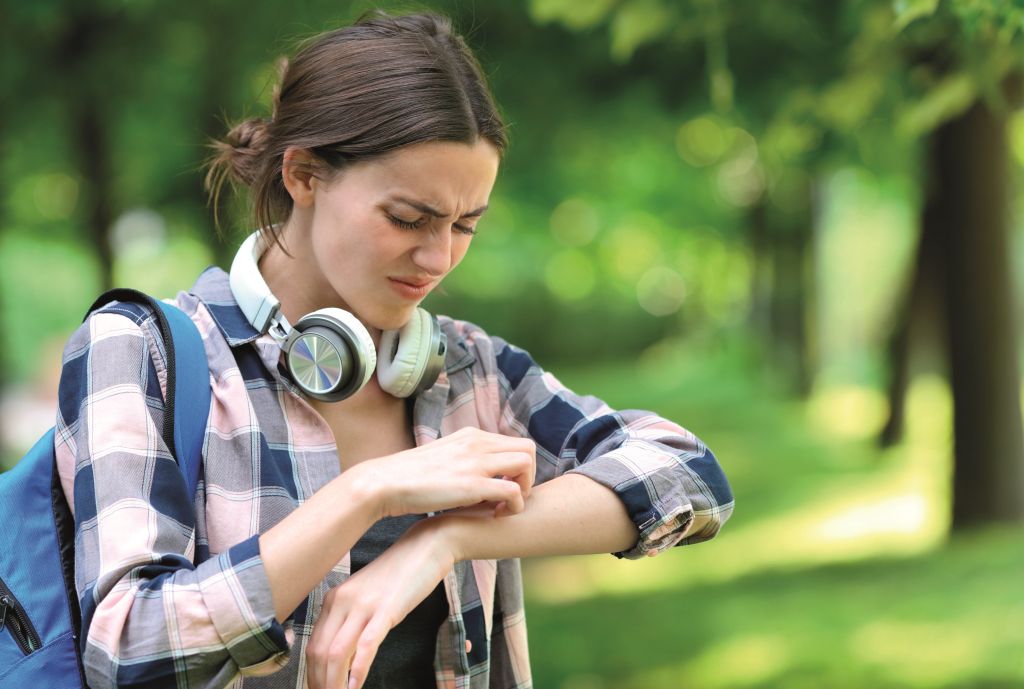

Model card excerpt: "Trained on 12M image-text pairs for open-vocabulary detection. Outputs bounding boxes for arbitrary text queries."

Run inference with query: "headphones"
[228,230,447,402]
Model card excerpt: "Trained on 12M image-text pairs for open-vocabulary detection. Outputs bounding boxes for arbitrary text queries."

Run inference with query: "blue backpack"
[0,288,210,687]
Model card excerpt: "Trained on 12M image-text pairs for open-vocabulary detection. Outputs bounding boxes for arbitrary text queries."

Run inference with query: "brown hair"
[203,10,508,244]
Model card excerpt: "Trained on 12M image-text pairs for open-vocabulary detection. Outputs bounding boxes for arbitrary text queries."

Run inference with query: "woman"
[55,10,734,689]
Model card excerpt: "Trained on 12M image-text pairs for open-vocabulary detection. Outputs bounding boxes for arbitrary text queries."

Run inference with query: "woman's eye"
[388,214,424,230]
[389,213,477,236]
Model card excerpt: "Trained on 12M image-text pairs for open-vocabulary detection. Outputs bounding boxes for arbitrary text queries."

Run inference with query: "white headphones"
[228,230,447,401]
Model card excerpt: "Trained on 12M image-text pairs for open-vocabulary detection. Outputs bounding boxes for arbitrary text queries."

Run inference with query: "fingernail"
[349,676,357,689]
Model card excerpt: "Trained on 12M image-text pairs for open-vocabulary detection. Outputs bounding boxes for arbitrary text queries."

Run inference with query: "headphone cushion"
[377,308,431,398]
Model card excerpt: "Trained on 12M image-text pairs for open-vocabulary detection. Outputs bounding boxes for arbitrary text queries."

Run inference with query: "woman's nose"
[412,225,453,275]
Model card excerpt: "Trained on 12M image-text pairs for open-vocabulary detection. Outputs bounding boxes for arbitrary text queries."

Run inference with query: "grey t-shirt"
[349,514,448,688]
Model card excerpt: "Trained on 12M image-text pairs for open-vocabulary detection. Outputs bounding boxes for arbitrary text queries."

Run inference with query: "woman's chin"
[364,305,418,333]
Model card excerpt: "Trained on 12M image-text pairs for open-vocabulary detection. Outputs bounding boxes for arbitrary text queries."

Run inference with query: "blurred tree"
[58,7,119,292]
[532,0,1024,527]
[932,92,1024,527]
[528,0,855,392]
[886,2,1024,526]
[878,198,943,448]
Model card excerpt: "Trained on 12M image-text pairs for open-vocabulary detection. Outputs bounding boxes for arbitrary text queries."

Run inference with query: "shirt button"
[465,640,473,654]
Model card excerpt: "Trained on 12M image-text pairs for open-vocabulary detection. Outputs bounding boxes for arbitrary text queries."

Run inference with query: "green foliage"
[529,0,617,30]
[893,0,941,31]
[527,338,1021,688]
[1,0,1020,382]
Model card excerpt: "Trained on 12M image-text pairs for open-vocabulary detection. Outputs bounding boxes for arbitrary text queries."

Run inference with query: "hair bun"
[225,118,270,186]
[227,118,269,153]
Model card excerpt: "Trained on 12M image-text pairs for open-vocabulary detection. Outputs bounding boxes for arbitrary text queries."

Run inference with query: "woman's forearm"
[259,427,540,623]
[259,467,381,623]
[437,473,638,561]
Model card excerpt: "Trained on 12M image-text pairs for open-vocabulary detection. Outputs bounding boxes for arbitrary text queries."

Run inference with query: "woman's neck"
[256,223,383,349]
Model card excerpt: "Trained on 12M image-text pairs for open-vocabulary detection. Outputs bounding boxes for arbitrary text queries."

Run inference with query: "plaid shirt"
[55,266,734,689]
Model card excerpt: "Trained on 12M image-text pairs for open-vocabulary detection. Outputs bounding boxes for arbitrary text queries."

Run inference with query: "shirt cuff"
[198,534,292,676]
[566,442,697,560]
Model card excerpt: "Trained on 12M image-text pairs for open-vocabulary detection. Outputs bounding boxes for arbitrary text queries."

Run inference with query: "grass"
[522,336,1024,689]
[525,526,1024,689]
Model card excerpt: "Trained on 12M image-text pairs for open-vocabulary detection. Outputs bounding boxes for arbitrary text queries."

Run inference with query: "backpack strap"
[85,289,210,498]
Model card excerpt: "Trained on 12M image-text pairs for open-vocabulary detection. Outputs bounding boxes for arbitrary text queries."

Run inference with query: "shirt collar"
[190,266,476,375]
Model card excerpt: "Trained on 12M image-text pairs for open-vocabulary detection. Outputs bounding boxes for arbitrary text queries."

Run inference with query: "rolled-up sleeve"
[54,306,291,689]
[488,333,734,560]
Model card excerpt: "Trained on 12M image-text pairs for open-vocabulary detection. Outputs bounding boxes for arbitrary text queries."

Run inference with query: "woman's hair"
[203,10,508,244]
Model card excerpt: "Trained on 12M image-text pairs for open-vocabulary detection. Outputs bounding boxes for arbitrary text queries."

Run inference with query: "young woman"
[55,10,734,689]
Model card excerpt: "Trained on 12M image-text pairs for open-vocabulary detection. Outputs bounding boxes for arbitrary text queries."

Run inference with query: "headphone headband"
[229,230,281,333]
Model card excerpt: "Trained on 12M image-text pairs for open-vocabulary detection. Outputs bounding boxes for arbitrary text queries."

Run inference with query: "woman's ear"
[281,147,319,208]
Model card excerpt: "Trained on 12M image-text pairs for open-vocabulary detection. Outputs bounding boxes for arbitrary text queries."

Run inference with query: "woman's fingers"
[372,429,538,517]
[482,450,536,498]
[307,590,348,689]
[445,501,500,518]
[347,616,390,689]
[323,612,368,689]
[484,477,525,514]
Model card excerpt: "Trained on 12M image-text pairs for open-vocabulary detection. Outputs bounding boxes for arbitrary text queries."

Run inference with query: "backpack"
[0,288,211,688]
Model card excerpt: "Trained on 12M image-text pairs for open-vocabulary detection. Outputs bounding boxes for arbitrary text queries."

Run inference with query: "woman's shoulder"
[434,314,536,381]
[62,280,214,401]
[435,314,502,358]
[66,299,169,372]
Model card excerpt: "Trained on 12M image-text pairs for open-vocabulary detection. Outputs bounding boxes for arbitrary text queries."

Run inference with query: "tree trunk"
[932,99,1024,528]
[768,181,816,397]
[879,201,943,448]
[195,8,240,269]
[60,11,117,292]
[747,199,772,340]
[0,116,7,390]
[75,100,115,292]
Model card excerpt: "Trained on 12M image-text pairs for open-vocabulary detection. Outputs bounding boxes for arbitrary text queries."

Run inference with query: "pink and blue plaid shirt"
[54,267,734,689]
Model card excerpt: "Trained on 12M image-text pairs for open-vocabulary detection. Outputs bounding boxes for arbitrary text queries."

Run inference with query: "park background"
[2,0,1023,687]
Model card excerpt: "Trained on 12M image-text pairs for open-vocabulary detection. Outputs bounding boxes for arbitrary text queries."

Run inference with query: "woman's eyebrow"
[391,196,489,218]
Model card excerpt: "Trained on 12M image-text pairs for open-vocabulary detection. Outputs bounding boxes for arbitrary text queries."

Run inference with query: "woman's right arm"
[56,305,533,688]
[260,427,536,623]
[57,306,306,689]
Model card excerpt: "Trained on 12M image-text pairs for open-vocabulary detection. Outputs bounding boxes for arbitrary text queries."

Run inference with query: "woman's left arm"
[426,471,645,560]
[485,332,735,559]
[317,474,636,689]
[318,329,736,689]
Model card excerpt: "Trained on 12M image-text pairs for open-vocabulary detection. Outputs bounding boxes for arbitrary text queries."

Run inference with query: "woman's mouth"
[388,277,434,300]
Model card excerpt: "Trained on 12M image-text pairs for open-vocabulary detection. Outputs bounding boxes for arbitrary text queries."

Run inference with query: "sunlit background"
[2,1,1024,687]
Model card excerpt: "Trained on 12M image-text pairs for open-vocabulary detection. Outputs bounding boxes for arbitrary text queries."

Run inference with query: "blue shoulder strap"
[158,301,210,499]
[87,290,210,498]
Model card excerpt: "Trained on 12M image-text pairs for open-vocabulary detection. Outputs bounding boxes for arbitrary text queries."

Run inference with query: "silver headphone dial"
[288,331,344,394]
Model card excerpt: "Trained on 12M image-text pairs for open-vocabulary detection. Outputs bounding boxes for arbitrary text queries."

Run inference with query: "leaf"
[817,72,887,132]
[893,0,941,32]
[610,0,675,62]
[528,0,617,31]
[897,72,977,137]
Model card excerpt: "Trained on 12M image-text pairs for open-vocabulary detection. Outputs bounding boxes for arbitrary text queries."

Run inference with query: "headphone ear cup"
[377,308,446,398]
[288,308,377,401]
[377,309,430,398]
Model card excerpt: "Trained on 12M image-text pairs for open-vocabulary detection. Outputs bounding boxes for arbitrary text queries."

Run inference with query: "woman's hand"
[305,519,457,689]
[353,426,536,520]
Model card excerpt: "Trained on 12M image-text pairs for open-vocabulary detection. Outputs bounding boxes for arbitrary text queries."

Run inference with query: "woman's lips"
[388,277,434,299]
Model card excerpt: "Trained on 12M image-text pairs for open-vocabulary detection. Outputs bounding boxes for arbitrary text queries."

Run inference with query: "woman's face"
[303,139,500,332]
